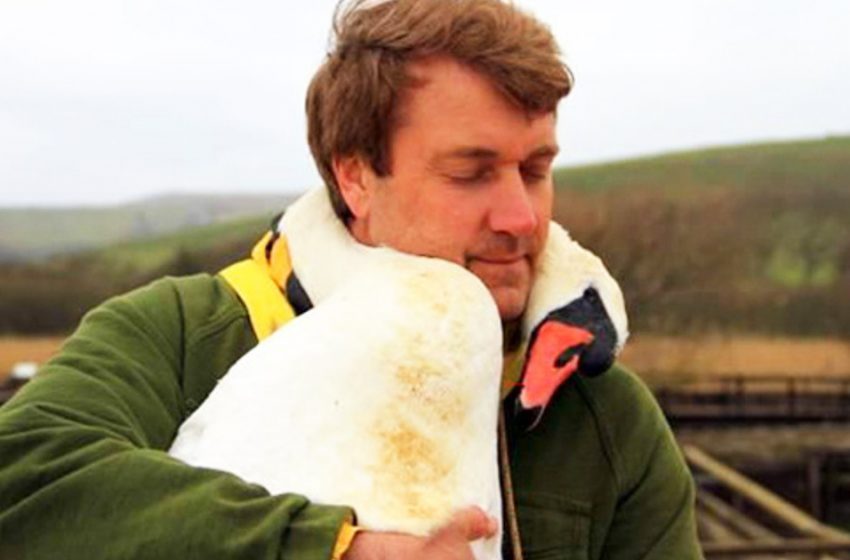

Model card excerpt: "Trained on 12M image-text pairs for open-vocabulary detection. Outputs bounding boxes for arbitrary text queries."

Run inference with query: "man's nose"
[487,169,538,236]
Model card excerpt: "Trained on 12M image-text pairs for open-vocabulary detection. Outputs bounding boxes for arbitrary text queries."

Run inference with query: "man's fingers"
[439,506,499,542]
[344,509,498,560]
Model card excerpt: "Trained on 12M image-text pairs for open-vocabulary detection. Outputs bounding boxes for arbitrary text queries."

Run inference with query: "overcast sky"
[1,0,848,207]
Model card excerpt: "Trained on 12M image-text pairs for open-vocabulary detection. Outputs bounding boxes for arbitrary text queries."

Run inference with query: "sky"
[1,0,848,207]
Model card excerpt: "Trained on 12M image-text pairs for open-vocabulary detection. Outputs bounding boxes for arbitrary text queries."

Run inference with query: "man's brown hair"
[306,0,573,221]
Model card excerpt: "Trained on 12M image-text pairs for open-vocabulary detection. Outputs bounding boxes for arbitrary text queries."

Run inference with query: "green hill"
[1,136,848,336]
[95,214,273,274]
[554,136,850,195]
[0,212,275,334]
[552,136,850,335]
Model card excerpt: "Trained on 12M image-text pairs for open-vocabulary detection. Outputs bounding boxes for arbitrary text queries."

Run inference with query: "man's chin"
[490,287,529,322]
[465,257,533,319]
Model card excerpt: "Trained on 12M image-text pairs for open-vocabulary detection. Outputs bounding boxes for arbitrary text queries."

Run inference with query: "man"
[0,0,701,558]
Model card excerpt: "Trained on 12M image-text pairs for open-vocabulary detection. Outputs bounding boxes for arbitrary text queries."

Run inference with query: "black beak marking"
[544,287,617,378]
[553,343,586,368]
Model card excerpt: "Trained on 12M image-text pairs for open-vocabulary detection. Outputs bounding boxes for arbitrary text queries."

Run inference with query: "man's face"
[340,57,557,321]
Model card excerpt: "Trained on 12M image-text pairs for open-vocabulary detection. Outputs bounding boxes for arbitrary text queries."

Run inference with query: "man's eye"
[448,169,491,185]
[521,166,549,183]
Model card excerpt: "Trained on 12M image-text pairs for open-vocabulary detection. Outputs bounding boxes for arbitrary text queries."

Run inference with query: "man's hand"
[343,507,498,560]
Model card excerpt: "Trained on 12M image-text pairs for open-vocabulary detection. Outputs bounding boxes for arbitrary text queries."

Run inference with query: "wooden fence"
[658,375,850,424]
[688,445,850,558]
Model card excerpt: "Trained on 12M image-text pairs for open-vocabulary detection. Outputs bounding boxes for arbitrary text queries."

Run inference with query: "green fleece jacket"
[0,274,701,559]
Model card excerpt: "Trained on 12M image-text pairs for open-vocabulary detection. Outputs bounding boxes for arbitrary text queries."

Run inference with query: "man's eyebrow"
[525,144,560,160]
[431,147,500,162]
[431,144,560,164]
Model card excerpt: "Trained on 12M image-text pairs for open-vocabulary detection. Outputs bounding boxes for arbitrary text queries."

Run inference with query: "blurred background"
[1,0,849,556]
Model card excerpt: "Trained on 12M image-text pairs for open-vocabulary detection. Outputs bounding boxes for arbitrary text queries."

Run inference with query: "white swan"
[169,187,629,560]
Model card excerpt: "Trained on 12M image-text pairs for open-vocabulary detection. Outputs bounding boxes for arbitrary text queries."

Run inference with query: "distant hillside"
[553,136,850,336]
[554,136,850,194]
[0,213,275,334]
[0,193,295,263]
[94,214,274,274]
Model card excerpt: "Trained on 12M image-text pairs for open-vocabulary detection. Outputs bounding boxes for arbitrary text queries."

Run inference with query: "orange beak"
[518,321,595,412]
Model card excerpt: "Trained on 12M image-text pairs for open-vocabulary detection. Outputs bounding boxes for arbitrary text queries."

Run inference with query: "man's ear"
[332,155,374,220]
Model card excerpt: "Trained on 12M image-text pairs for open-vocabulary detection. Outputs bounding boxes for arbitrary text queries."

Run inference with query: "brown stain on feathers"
[398,270,451,315]
[368,264,480,525]
[370,358,464,522]
[374,418,454,520]
[394,363,464,426]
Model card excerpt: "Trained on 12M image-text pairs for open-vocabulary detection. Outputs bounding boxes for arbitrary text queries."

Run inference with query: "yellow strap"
[220,231,296,341]
[331,519,361,560]
[251,230,293,289]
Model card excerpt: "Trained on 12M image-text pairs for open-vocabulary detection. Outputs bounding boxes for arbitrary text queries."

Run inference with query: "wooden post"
[787,377,796,418]
[840,378,850,420]
[808,454,822,520]
[735,376,745,419]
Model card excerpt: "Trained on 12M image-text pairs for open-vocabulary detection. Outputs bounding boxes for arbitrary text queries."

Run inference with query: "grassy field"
[621,334,850,387]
